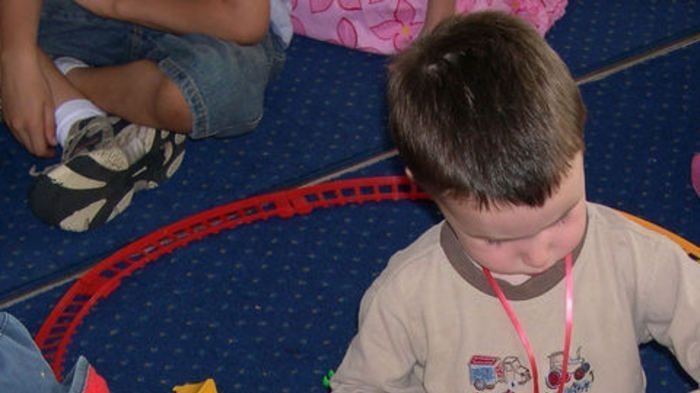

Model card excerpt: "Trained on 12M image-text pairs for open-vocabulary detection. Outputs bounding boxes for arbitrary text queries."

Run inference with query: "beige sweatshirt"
[331,203,700,393]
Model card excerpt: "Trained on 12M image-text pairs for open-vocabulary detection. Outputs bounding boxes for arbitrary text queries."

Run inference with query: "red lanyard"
[483,254,573,393]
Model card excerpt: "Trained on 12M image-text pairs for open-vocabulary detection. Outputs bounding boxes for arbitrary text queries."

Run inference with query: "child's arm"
[74,0,270,44]
[0,0,57,157]
[423,0,456,33]
[641,240,700,384]
[331,283,425,392]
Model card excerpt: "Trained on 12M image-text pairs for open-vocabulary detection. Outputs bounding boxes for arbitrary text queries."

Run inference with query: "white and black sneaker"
[29,116,186,232]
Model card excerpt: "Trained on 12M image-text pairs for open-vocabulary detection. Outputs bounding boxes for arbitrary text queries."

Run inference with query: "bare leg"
[9,50,88,156]
[29,56,188,232]
[1,49,86,106]
[38,51,86,105]
[64,60,192,133]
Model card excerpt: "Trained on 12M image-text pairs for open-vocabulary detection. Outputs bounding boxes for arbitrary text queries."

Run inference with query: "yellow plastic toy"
[173,379,218,393]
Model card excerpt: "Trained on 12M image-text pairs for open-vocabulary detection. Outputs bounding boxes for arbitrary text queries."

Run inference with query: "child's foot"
[60,115,117,160]
[29,116,186,231]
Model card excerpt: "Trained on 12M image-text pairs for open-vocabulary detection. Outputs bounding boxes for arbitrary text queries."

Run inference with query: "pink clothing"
[291,0,567,54]
[692,153,700,197]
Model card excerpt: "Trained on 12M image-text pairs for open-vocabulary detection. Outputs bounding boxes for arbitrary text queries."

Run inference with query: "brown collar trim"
[440,215,587,301]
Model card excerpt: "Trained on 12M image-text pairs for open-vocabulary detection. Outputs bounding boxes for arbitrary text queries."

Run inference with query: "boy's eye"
[485,239,503,246]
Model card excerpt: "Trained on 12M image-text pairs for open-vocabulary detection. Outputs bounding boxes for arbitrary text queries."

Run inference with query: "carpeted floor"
[1,1,699,392]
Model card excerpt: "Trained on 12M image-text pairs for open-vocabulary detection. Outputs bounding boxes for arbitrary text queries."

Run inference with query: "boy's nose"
[522,244,551,269]
[523,254,550,269]
[520,230,555,269]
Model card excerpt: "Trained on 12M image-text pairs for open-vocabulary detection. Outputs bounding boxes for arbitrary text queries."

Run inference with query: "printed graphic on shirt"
[544,347,594,393]
[468,355,532,392]
[467,348,594,393]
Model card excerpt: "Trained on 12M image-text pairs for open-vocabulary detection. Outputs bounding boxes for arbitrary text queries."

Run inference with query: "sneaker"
[61,115,118,160]
[29,116,186,232]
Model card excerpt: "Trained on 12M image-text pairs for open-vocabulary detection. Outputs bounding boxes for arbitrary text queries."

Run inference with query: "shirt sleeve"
[640,237,700,382]
[331,274,427,393]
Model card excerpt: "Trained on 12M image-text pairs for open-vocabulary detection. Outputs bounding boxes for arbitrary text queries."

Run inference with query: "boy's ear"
[404,168,414,181]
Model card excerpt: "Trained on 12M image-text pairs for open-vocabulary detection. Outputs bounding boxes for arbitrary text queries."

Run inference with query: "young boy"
[0,0,292,231]
[330,12,700,393]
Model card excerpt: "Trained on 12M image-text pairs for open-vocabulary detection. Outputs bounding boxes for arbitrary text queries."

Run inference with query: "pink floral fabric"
[291,0,567,54]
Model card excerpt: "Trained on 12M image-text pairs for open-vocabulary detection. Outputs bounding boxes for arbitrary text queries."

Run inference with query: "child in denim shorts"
[0,312,109,393]
[0,0,293,232]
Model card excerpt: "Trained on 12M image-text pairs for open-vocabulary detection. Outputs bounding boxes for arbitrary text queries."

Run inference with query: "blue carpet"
[580,42,699,242]
[0,36,390,301]
[547,1,700,76]
[17,201,442,392]
[7,44,699,389]
[2,2,699,300]
[6,196,695,392]
[0,3,698,391]
[5,284,68,338]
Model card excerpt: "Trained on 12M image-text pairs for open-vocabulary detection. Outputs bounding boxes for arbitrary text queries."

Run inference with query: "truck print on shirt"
[469,355,531,392]
[468,347,594,393]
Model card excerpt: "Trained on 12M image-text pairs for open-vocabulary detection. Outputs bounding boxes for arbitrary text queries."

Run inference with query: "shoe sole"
[29,129,186,232]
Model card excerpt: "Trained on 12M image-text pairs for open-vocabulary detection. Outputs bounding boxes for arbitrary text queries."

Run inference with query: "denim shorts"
[0,312,107,393]
[38,0,287,139]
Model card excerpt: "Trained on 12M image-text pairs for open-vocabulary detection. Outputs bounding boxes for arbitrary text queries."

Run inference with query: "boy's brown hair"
[388,11,586,209]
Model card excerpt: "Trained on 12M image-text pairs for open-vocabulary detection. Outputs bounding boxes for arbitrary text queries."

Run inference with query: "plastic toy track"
[34,176,428,377]
[34,176,699,378]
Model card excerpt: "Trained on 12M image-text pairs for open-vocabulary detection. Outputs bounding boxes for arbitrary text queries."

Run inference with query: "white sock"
[55,99,105,148]
[54,56,89,76]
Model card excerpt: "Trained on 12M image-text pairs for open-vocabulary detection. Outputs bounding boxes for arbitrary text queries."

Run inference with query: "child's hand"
[1,49,57,157]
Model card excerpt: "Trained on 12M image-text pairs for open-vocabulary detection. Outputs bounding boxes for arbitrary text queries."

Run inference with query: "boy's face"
[435,153,587,276]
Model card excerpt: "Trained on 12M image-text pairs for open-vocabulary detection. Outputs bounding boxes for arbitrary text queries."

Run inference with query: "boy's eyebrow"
[480,200,580,242]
